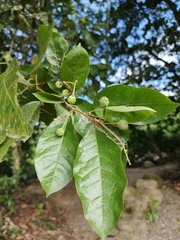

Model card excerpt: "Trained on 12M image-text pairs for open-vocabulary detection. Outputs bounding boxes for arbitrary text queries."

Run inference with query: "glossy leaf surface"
[34,119,78,197]
[46,32,69,75]
[60,44,90,90]
[0,61,29,139]
[76,99,94,112]
[33,92,63,103]
[73,126,127,239]
[38,102,56,125]
[100,124,130,144]
[94,85,179,124]
[55,103,68,117]
[72,112,92,137]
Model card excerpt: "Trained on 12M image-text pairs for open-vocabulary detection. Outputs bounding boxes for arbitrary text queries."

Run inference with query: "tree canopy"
[1,0,180,100]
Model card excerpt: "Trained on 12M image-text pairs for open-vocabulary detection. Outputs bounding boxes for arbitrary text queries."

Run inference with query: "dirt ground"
[1,164,180,240]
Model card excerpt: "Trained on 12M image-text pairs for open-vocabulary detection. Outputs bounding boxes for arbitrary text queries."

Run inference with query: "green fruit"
[55,81,63,89]
[62,89,69,97]
[99,96,109,107]
[56,127,65,137]
[117,120,128,130]
[67,95,76,104]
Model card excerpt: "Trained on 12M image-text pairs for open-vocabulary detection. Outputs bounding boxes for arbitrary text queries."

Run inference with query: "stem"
[104,106,108,119]
[63,80,78,94]
[62,111,72,129]
[66,102,131,165]
[54,110,73,127]
[72,80,78,95]
[9,29,17,55]
[105,0,110,78]
[99,122,131,165]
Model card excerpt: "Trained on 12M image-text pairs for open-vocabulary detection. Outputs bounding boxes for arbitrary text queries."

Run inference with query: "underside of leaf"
[0,61,29,139]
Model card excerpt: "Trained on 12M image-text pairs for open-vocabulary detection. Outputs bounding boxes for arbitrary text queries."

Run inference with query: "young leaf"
[106,105,155,124]
[46,32,69,75]
[60,44,90,90]
[107,105,156,113]
[19,24,54,76]
[0,61,29,138]
[73,126,127,239]
[0,138,14,162]
[34,119,78,197]
[33,92,63,103]
[94,85,179,124]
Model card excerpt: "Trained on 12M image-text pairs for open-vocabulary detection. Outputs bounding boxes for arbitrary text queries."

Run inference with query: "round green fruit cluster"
[99,96,109,107]
[62,89,69,97]
[117,120,128,130]
[67,95,76,104]
[55,81,63,89]
[56,127,65,137]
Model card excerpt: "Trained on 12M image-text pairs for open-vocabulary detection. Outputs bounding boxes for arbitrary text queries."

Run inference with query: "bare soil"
[1,164,180,240]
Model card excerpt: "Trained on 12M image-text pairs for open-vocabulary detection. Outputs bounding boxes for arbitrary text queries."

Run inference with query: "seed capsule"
[55,81,63,89]
[67,95,76,104]
[56,127,65,137]
[99,96,109,107]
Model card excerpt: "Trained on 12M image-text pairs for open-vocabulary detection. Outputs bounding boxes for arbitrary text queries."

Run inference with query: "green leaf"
[94,85,179,124]
[82,29,99,47]
[72,112,92,137]
[101,124,130,144]
[19,24,54,76]
[73,126,127,239]
[55,103,68,116]
[0,61,29,138]
[33,92,63,103]
[21,101,40,138]
[93,22,107,30]
[39,103,56,125]
[71,99,94,137]
[60,44,90,90]
[76,99,94,112]
[106,105,155,124]
[121,145,128,168]
[34,119,78,197]
[46,32,69,75]
[0,138,14,163]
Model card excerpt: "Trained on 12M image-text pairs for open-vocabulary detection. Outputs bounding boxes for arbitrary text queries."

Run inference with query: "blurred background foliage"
[0,0,180,199]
